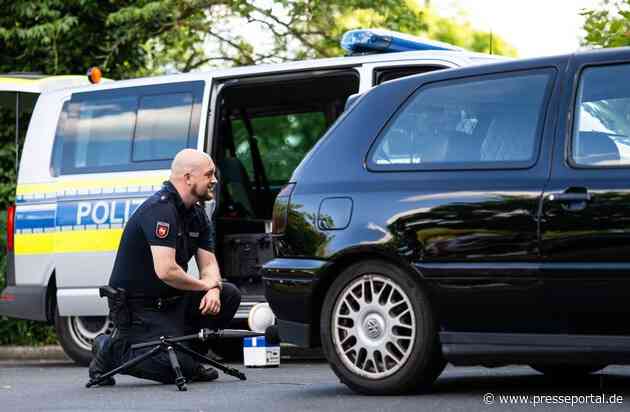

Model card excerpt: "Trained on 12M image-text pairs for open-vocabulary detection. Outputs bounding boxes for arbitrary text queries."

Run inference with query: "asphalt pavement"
[2,360,630,411]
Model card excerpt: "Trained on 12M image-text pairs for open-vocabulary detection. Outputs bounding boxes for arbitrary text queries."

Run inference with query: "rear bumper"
[0,285,47,321]
[262,258,327,347]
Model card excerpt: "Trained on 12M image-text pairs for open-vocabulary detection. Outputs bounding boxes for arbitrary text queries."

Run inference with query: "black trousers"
[109,283,241,383]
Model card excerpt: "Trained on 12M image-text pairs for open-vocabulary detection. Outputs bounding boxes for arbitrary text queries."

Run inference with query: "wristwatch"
[210,280,223,291]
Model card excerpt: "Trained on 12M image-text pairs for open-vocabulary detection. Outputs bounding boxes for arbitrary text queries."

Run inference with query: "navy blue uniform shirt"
[109,181,215,298]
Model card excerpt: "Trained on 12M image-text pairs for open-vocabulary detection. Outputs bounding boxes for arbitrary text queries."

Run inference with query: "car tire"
[530,364,606,377]
[54,306,113,366]
[320,260,445,395]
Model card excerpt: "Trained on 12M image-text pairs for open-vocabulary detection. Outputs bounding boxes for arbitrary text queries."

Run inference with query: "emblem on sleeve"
[156,221,170,239]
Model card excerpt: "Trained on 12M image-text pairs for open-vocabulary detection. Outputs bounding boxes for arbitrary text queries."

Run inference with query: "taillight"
[272,183,295,234]
[6,204,15,252]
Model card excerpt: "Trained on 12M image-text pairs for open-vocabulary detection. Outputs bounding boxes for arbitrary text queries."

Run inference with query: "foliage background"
[0,108,58,345]
[0,0,520,345]
[582,0,630,48]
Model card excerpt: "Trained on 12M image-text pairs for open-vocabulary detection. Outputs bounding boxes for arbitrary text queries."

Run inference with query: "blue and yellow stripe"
[14,174,169,255]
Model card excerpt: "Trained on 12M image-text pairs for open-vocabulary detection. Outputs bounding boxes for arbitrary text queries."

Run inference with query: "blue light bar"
[341,29,464,55]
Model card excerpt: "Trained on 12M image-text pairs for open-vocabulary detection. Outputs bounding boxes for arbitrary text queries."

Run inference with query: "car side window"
[52,81,203,175]
[368,69,554,171]
[572,64,630,167]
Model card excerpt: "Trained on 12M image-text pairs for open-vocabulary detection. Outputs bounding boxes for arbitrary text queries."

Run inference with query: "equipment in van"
[221,233,273,282]
[88,286,262,391]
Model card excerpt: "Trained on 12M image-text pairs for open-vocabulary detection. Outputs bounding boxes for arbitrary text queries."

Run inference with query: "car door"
[363,63,562,334]
[540,51,630,335]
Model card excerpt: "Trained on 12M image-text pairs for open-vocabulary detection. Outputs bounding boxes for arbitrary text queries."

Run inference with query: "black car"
[263,47,630,395]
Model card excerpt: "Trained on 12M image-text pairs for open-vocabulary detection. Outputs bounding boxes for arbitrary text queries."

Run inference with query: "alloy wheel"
[332,274,416,379]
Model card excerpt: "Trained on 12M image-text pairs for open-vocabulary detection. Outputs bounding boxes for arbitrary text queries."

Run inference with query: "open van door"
[207,67,361,320]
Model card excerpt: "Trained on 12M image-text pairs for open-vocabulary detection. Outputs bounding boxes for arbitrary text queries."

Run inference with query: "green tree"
[580,1,630,140]
[204,1,517,65]
[0,1,516,79]
[582,0,630,48]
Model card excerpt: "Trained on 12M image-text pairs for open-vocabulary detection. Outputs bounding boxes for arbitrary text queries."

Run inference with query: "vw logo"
[365,319,381,339]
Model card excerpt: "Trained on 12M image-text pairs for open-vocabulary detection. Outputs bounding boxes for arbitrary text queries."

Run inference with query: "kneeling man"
[89,149,241,384]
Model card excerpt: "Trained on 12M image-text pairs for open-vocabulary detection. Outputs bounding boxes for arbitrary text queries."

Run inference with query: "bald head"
[169,149,217,207]
[170,148,212,179]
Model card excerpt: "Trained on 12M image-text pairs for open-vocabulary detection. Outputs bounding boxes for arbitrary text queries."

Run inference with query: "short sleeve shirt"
[109,181,215,298]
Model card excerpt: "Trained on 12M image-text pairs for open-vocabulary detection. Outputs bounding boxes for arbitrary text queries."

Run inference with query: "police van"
[0,30,503,364]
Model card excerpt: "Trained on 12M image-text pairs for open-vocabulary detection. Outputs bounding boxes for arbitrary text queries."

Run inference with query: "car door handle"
[547,193,591,202]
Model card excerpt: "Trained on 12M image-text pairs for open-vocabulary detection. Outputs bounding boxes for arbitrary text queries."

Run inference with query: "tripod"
[86,328,262,391]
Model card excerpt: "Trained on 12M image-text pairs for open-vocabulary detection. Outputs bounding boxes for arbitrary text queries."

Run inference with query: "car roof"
[372,52,577,92]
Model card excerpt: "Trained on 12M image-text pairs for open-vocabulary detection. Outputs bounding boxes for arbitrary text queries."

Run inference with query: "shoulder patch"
[155,221,170,239]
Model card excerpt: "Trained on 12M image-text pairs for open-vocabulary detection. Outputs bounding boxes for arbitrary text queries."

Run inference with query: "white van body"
[1,49,503,364]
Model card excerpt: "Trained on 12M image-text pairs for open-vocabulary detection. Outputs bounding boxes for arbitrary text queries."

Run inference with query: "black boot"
[192,363,219,382]
[88,334,116,386]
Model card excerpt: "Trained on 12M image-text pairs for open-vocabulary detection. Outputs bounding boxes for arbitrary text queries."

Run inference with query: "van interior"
[211,70,360,296]
[0,90,38,177]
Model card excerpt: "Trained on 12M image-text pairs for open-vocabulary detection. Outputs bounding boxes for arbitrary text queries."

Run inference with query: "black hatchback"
[263,47,630,395]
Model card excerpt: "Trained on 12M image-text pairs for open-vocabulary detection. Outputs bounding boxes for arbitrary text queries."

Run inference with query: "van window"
[572,64,630,167]
[373,65,446,85]
[68,95,137,169]
[52,81,203,175]
[133,92,194,162]
[368,69,554,171]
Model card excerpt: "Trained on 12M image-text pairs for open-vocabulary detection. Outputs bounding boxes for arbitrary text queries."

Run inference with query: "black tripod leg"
[170,341,247,381]
[166,345,187,391]
[86,345,162,388]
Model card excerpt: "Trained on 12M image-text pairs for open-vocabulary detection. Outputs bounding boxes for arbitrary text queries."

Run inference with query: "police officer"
[89,149,241,385]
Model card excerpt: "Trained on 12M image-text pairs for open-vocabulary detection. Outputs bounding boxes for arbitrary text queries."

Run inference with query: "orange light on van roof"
[87,67,102,84]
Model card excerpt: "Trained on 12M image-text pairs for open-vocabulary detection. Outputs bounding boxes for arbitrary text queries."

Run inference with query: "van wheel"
[320,260,445,395]
[54,306,114,366]
[530,364,606,377]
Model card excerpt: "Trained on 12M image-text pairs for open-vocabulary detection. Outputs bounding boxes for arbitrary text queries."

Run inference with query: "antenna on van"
[489,29,493,55]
